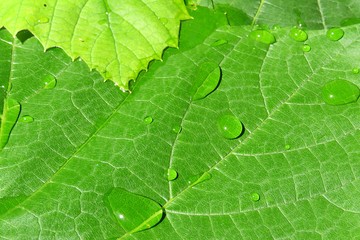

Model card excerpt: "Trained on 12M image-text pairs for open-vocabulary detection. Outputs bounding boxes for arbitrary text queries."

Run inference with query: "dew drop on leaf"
[37,17,49,24]
[302,44,311,52]
[285,144,291,150]
[210,39,228,47]
[251,193,260,202]
[143,116,153,124]
[43,75,57,89]
[105,188,164,233]
[217,114,243,139]
[326,27,344,41]
[167,168,178,181]
[192,62,221,101]
[289,27,308,42]
[352,68,359,74]
[322,80,360,105]
[249,29,276,44]
[187,172,212,187]
[272,24,281,30]
[19,115,34,123]
[172,125,182,134]
[0,98,21,149]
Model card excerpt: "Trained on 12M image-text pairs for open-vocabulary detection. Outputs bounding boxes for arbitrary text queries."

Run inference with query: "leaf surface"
[1,3,360,240]
[0,0,190,89]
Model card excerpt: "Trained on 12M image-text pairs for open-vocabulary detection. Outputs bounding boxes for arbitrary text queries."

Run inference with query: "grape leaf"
[1,3,360,240]
[0,0,190,90]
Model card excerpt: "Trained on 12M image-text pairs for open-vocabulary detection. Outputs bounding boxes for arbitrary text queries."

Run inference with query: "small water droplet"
[322,79,360,105]
[326,27,344,41]
[193,63,221,101]
[285,144,291,150]
[251,192,260,202]
[172,125,182,134]
[352,68,359,74]
[272,24,281,30]
[249,29,276,44]
[43,75,57,89]
[167,168,178,181]
[302,44,311,52]
[144,116,153,124]
[78,38,85,43]
[210,39,228,47]
[289,27,308,42]
[188,172,212,187]
[19,115,34,123]
[37,17,49,24]
[217,114,243,139]
[105,188,164,233]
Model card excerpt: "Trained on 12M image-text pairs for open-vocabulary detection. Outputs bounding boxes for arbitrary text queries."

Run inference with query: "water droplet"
[172,125,182,134]
[19,115,34,123]
[37,17,49,24]
[352,68,359,74]
[249,29,276,44]
[289,27,308,42]
[43,75,57,89]
[188,172,212,187]
[302,44,311,52]
[105,188,164,233]
[285,144,291,150]
[167,168,178,181]
[210,39,228,47]
[0,98,21,149]
[272,24,281,30]
[251,193,260,202]
[143,116,153,124]
[217,114,243,139]
[326,27,344,41]
[78,38,85,43]
[322,80,360,105]
[192,62,221,101]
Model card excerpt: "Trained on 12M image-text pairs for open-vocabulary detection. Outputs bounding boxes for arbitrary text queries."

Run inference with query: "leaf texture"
[1,3,360,240]
[0,0,190,90]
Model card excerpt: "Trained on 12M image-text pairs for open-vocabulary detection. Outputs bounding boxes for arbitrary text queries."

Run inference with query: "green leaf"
[196,0,360,29]
[0,0,190,89]
[1,3,360,240]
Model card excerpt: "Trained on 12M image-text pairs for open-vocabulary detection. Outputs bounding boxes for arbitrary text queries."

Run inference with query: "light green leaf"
[1,3,360,240]
[0,0,190,89]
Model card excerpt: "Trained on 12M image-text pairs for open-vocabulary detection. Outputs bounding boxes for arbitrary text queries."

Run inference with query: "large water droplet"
[326,27,344,41]
[251,192,260,202]
[105,188,164,233]
[187,172,212,187]
[0,98,21,149]
[143,116,153,124]
[167,168,178,181]
[322,80,360,105]
[43,75,57,89]
[217,114,243,139]
[289,28,308,42]
[192,62,221,101]
[249,29,276,44]
[352,68,359,74]
[285,144,291,150]
[19,115,34,123]
[210,39,228,47]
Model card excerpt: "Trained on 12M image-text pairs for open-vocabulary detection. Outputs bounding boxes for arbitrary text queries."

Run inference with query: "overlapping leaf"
[0,0,190,89]
[1,2,360,240]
